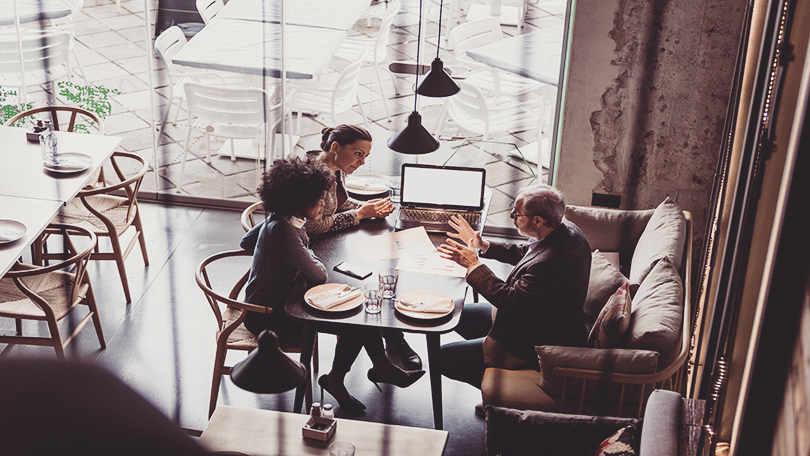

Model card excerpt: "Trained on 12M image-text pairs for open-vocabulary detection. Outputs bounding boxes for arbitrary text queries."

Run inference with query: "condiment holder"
[302,416,337,441]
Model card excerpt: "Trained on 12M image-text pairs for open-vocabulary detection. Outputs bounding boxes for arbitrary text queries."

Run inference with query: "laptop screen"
[400,164,486,210]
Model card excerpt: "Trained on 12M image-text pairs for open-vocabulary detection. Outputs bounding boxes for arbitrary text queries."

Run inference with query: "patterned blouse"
[304,151,362,234]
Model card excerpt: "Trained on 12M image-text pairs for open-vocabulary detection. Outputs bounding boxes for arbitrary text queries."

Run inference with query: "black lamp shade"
[416,58,460,97]
[388,111,440,154]
[230,330,307,394]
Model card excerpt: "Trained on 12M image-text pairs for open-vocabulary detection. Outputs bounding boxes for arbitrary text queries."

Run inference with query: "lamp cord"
[436,0,444,58]
[414,0,423,112]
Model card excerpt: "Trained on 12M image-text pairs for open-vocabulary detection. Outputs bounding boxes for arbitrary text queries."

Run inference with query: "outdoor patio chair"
[433,79,539,145]
[288,46,371,135]
[196,0,224,25]
[196,249,314,417]
[332,0,399,121]
[46,152,150,304]
[0,224,104,359]
[178,82,294,192]
[155,26,248,131]
[31,0,88,83]
[0,30,72,104]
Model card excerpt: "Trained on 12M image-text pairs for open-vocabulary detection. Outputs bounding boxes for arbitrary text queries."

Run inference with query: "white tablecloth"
[217,0,371,30]
[467,26,565,86]
[0,0,71,26]
[171,19,347,79]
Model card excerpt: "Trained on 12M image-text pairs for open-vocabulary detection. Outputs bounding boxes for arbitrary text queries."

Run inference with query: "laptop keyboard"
[400,208,480,225]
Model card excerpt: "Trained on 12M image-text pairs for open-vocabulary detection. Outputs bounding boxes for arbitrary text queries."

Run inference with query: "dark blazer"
[466,220,591,364]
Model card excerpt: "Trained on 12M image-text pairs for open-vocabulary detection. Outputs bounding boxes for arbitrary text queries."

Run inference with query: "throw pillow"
[628,197,686,290]
[623,256,684,367]
[587,282,632,348]
[584,250,629,331]
[584,424,638,456]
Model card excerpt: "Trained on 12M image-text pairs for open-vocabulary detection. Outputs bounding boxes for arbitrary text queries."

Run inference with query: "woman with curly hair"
[240,158,423,414]
[305,125,423,372]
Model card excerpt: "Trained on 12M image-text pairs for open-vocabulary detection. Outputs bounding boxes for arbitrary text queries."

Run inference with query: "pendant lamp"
[230,330,307,394]
[415,0,460,97]
[388,0,440,155]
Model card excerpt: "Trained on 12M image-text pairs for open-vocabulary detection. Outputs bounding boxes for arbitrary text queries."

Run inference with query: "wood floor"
[0,201,487,455]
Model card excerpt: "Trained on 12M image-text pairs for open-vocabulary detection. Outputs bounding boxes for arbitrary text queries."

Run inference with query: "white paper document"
[352,226,437,262]
[396,251,468,278]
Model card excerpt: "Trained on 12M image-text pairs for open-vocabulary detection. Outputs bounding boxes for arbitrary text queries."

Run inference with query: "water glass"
[329,441,355,456]
[388,176,400,203]
[363,283,382,314]
[378,268,398,298]
[39,129,58,165]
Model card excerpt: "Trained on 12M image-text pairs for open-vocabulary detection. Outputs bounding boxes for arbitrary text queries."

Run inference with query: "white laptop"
[395,163,488,234]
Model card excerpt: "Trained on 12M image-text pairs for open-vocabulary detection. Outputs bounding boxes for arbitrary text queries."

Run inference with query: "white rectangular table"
[0,126,121,276]
[217,0,371,31]
[199,406,449,456]
[0,0,71,26]
[172,19,348,80]
[0,126,122,202]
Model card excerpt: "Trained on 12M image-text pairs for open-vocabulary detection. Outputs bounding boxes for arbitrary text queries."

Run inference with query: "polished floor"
[0,201,491,455]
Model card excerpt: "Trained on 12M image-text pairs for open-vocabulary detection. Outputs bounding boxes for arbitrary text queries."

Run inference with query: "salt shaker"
[322,403,334,419]
[310,401,322,418]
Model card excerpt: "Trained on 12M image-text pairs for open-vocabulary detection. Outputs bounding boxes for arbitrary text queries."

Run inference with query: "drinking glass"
[363,283,382,314]
[378,268,398,298]
[329,441,355,456]
[39,130,58,165]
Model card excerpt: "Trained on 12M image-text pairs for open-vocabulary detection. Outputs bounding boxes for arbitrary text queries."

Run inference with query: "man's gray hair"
[516,185,566,229]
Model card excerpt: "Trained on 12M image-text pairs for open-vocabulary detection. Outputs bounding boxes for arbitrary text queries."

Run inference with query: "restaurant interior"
[0,0,809,454]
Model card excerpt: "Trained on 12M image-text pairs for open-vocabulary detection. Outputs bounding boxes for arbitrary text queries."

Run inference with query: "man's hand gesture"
[446,215,489,252]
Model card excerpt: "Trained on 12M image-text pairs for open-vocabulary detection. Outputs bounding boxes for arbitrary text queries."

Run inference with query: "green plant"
[58,81,120,133]
[0,87,32,127]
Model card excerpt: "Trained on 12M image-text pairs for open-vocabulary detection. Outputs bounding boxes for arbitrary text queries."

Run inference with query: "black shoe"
[385,336,422,370]
[474,403,486,418]
[367,365,425,392]
[318,375,366,413]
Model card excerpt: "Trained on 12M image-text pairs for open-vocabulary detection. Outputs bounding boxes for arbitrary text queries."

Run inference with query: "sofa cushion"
[587,282,632,349]
[484,405,639,456]
[584,250,629,330]
[623,257,683,368]
[628,197,686,289]
[481,368,559,412]
[535,346,658,395]
[585,424,638,456]
[564,206,655,276]
[638,390,682,456]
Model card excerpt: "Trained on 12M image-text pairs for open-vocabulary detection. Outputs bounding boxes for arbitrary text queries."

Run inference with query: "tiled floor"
[4,0,564,227]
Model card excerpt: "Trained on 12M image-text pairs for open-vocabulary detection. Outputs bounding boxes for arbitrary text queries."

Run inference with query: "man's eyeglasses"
[509,208,531,220]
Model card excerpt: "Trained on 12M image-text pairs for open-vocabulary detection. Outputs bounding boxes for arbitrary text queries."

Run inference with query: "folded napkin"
[395,296,454,314]
[345,176,388,193]
[307,288,362,310]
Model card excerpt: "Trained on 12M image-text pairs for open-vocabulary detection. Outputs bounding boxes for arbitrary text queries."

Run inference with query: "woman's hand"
[357,197,395,219]
[446,215,489,251]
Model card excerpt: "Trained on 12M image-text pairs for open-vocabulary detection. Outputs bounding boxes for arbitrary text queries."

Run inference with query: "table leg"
[294,322,316,414]
[426,332,443,430]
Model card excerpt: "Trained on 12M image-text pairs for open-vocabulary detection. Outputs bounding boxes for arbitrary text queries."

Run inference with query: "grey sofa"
[484,389,705,456]
[481,198,693,417]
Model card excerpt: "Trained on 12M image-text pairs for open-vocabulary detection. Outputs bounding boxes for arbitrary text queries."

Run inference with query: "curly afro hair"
[258,157,334,215]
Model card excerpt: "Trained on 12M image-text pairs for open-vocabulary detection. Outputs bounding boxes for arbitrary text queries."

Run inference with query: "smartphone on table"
[333,262,372,280]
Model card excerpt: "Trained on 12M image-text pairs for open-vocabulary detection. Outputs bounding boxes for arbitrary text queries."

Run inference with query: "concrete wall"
[556,0,747,249]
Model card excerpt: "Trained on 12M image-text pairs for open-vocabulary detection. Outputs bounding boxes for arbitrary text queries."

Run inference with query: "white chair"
[178,82,294,192]
[447,17,540,97]
[196,0,224,24]
[288,46,371,135]
[155,26,247,130]
[434,80,539,143]
[0,31,71,104]
[22,0,88,83]
[332,0,398,122]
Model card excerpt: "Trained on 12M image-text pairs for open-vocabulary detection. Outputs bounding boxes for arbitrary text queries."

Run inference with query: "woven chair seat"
[220,306,259,350]
[0,265,87,320]
[54,195,134,234]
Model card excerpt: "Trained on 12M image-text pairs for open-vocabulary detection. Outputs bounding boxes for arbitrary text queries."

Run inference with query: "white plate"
[345,174,389,196]
[394,291,454,319]
[0,219,26,244]
[43,152,94,173]
[304,283,363,312]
